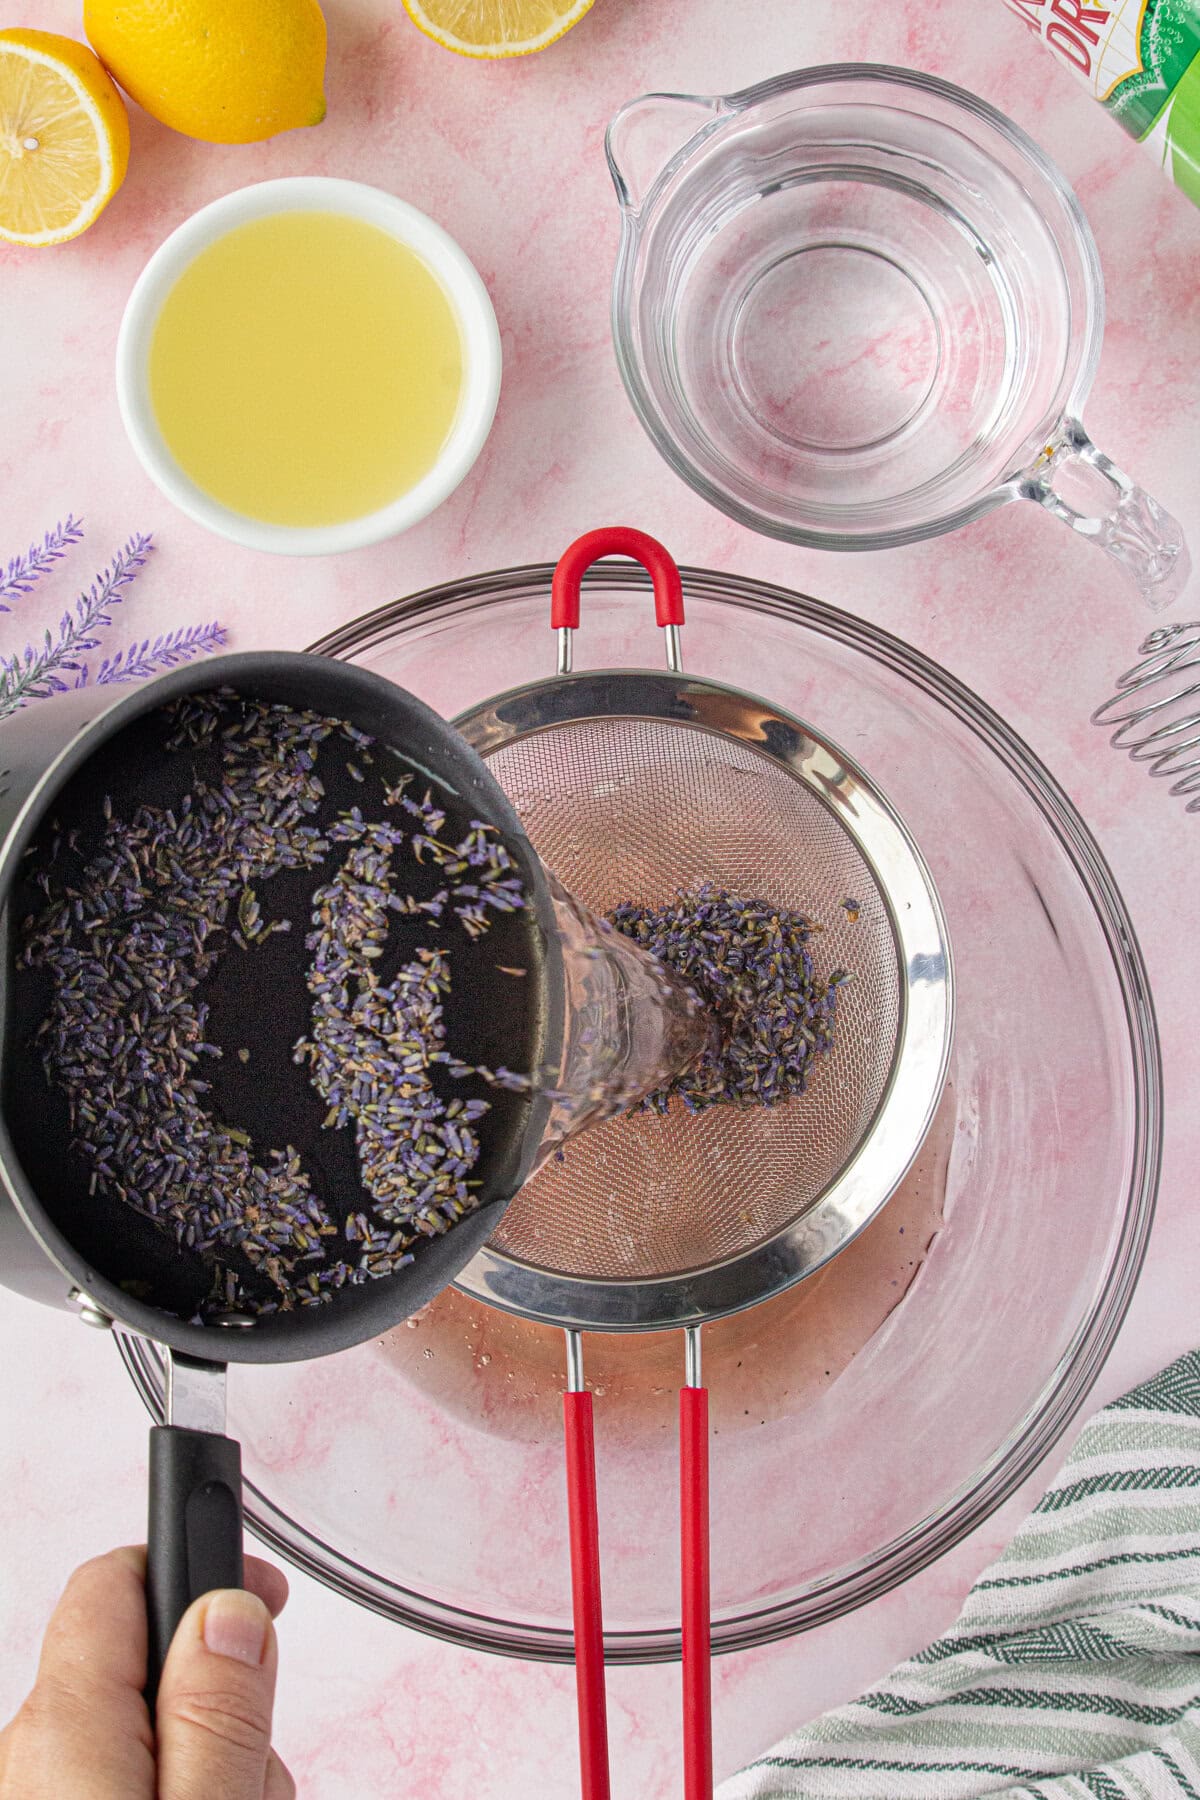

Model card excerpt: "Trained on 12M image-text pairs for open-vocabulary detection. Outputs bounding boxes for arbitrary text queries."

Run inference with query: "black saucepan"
[0,652,561,1694]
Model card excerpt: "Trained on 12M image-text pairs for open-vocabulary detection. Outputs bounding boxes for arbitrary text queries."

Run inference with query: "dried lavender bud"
[294,810,487,1242]
[607,883,847,1114]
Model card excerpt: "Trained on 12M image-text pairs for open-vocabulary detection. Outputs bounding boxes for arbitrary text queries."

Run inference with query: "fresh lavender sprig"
[0,533,153,718]
[80,621,229,687]
[0,516,84,612]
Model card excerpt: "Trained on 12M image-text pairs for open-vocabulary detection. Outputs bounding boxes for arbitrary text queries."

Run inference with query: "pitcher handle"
[1018,418,1190,610]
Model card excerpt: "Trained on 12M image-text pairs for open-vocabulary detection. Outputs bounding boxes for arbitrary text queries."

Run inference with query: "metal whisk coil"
[1094,621,1200,814]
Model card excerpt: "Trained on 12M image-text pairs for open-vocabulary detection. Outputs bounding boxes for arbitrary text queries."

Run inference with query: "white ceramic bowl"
[116,177,502,556]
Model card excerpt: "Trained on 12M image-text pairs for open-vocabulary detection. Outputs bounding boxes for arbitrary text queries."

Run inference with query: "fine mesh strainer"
[452,530,953,1800]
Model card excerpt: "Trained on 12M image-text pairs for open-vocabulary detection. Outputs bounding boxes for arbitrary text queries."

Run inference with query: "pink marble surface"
[1,2,1199,1795]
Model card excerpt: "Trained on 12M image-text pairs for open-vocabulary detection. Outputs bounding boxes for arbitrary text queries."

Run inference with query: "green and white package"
[1002,0,1200,205]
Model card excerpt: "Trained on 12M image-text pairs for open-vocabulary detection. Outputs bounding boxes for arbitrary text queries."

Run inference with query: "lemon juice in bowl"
[149,212,464,528]
[117,179,502,555]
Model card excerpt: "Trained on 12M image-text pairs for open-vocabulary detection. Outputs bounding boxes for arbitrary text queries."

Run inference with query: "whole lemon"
[83,0,327,145]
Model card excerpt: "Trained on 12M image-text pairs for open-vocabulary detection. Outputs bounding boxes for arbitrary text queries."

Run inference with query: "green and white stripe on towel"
[718,1350,1200,1800]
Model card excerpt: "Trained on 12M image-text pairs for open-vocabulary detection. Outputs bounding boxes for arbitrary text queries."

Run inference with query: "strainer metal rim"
[451,668,953,1330]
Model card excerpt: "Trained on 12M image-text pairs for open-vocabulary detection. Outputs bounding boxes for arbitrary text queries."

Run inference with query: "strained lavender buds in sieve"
[606,883,848,1113]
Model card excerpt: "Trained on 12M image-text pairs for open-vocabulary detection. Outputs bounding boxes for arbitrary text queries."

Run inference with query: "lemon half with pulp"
[0,28,129,247]
[403,0,596,58]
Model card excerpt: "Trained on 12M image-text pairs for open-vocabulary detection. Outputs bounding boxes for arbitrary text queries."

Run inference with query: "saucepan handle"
[146,1424,244,1705]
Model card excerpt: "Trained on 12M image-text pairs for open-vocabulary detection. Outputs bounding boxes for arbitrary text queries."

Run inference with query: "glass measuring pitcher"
[607,63,1190,609]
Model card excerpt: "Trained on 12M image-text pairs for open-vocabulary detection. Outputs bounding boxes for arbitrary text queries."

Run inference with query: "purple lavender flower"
[0,523,227,721]
[83,621,228,687]
[0,516,84,612]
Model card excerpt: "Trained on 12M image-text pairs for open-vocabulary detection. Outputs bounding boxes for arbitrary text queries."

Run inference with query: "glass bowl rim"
[119,559,1159,1663]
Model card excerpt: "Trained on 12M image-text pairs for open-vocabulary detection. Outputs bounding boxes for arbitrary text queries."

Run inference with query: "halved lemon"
[403,0,596,58]
[0,28,129,246]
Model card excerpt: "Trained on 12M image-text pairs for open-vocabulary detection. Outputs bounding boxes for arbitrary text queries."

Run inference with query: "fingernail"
[203,1590,269,1666]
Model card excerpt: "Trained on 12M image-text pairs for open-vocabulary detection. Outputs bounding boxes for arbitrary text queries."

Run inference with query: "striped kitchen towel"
[719,1349,1200,1800]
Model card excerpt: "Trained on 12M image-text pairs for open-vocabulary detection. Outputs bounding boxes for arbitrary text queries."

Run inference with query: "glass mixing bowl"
[607,64,1188,606]
[119,559,1160,1661]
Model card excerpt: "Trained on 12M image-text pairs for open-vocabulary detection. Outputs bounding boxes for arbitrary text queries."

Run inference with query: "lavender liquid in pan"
[8,690,545,1323]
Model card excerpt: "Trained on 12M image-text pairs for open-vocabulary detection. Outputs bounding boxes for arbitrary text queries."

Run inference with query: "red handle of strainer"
[564,1388,611,1800]
[681,1385,713,1800]
[551,528,685,630]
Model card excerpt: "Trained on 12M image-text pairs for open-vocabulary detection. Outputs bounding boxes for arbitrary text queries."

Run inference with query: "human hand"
[0,1546,293,1798]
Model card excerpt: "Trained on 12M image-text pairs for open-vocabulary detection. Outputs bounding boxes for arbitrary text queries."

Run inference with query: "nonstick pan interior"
[0,656,556,1362]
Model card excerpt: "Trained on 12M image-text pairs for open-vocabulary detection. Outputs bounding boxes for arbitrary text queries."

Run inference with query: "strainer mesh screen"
[484,716,902,1281]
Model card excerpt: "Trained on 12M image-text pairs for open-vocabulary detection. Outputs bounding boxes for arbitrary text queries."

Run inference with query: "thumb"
[155,1589,280,1800]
